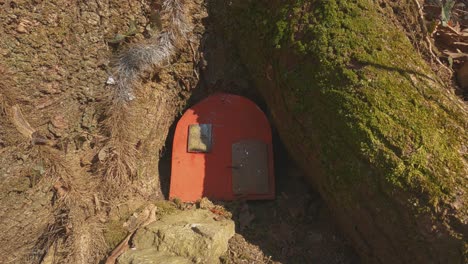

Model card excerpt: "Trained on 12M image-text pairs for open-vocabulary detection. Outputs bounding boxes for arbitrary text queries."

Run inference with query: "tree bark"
[222,0,467,263]
[0,1,204,263]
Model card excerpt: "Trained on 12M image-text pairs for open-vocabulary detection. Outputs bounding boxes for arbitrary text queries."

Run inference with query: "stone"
[118,250,192,264]
[118,209,235,264]
[16,23,27,33]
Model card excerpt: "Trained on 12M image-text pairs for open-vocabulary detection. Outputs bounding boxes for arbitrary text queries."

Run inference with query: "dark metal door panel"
[232,140,269,195]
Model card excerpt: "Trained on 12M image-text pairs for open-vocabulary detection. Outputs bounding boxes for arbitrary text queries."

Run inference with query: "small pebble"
[106,76,116,85]
[16,23,27,33]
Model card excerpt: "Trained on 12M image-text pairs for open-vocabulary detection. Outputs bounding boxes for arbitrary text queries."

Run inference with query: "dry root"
[101,103,137,186]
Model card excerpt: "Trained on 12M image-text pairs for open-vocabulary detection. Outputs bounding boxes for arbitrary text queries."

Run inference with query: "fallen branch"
[104,232,133,264]
[104,204,158,263]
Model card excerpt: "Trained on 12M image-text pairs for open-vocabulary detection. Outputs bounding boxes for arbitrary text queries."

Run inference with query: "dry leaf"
[11,105,35,139]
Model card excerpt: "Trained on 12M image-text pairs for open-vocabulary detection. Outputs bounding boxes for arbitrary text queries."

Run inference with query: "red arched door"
[170,93,275,202]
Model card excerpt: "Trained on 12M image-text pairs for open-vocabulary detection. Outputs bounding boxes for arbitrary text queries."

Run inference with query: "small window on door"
[187,124,212,153]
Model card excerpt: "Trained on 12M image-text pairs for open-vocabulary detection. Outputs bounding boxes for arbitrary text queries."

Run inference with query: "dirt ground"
[221,158,360,264]
[0,0,466,263]
[158,129,360,264]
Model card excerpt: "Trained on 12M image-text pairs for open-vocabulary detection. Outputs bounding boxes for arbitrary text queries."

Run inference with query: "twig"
[104,205,158,264]
[11,105,35,139]
[104,232,133,264]
[188,40,200,80]
[93,194,101,212]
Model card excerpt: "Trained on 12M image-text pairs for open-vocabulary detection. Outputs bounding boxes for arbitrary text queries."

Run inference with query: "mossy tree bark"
[223,0,467,263]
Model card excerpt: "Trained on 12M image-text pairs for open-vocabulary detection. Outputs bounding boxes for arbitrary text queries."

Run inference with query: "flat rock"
[118,209,235,264]
[118,249,192,264]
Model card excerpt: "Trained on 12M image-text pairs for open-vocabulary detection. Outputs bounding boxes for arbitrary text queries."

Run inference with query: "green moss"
[103,200,178,249]
[154,200,178,216]
[104,219,129,250]
[230,0,466,212]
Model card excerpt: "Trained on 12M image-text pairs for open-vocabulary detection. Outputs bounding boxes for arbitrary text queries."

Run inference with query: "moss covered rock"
[222,0,467,263]
[118,209,235,264]
[118,250,192,264]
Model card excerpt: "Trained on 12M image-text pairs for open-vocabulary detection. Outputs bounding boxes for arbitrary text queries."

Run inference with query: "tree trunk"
[0,1,204,263]
[221,0,467,263]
